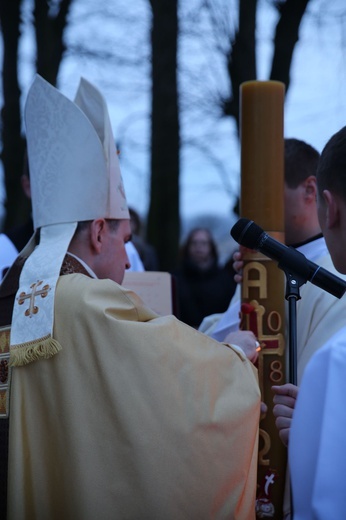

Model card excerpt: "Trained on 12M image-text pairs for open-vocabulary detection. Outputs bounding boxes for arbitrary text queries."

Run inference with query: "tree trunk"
[0,0,74,232]
[0,0,29,231]
[34,0,72,86]
[224,0,257,129]
[270,0,311,90]
[224,0,310,131]
[147,0,180,271]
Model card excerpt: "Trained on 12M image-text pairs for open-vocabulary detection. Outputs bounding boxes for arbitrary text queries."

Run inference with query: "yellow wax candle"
[239,80,287,519]
[240,80,285,233]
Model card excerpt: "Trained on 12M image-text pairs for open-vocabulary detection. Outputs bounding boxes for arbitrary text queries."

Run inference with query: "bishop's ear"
[90,219,107,253]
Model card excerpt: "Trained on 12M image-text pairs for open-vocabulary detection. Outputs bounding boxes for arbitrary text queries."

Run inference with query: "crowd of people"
[1,74,346,519]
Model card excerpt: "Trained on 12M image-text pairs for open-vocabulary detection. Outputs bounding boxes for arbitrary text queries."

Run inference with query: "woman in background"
[173,227,237,328]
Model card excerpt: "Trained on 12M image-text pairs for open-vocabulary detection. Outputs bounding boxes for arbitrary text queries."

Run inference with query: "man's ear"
[304,176,317,202]
[90,219,107,253]
[323,189,340,229]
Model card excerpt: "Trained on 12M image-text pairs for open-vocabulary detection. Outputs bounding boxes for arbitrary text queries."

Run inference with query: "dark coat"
[173,259,237,328]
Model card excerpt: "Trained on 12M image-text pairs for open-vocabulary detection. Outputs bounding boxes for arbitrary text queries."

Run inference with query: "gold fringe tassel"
[9,335,62,367]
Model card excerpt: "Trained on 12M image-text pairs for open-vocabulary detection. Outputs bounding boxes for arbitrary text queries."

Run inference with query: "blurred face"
[94,219,132,284]
[188,230,212,264]
[284,183,307,245]
[284,176,320,246]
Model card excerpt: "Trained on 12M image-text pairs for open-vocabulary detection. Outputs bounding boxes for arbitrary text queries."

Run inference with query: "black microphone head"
[230,218,265,249]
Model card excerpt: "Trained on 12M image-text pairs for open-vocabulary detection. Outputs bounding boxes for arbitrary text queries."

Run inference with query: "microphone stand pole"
[282,269,306,519]
[283,270,306,386]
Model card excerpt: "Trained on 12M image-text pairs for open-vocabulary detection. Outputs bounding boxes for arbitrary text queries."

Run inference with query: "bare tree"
[200,0,311,130]
[174,0,313,226]
[1,0,342,269]
[0,0,28,231]
[147,0,180,271]
[0,0,74,232]
[34,0,72,85]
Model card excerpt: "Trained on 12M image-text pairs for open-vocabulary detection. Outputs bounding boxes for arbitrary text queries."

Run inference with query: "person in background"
[5,168,34,253]
[200,138,346,382]
[172,227,237,329]
[274,125,346,517]
[129,206,159,271]
[0,234,18,280]
[0,75,260,519]
[0,167,34,282]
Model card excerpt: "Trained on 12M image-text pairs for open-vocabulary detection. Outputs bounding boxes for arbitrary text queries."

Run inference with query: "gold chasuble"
[7,272,260,520]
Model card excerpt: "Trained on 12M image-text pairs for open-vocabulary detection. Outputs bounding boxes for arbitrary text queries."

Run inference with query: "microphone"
[230,218,346,299]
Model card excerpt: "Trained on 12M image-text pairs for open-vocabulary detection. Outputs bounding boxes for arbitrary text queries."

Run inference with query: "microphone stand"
[282,270,306,385]
[282,268,306,520]
[275,243,314,382]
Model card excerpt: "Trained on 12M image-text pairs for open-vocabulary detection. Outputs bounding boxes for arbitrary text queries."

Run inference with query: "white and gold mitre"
[28,75,129,227]
[10,75,129,367]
